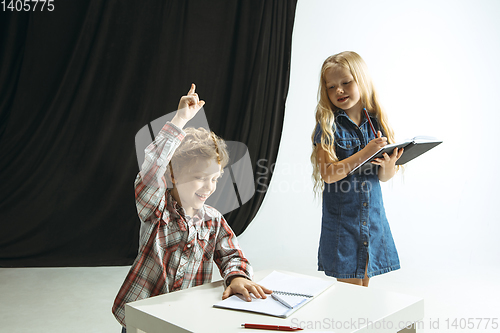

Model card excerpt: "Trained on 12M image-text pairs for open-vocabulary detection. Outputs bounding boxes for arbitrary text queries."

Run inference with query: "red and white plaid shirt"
[112,122,252,327]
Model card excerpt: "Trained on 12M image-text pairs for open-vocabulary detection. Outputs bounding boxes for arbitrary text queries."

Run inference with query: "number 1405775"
[2,0,54,11]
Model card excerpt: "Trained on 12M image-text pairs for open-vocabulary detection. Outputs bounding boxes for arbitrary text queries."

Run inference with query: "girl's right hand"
[172,84,205,128]
[365,131,387,155]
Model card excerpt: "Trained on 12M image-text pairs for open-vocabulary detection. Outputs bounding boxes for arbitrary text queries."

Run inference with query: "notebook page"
[214,293,291,317]
[260,271,333,297]
[213,271,334,318]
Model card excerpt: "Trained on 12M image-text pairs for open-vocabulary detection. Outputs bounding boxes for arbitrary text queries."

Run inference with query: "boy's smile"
[171,158,222,217]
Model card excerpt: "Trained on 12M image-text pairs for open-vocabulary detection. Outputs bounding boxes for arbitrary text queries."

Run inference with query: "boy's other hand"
[222,277,272,302]
[172,83,205,129]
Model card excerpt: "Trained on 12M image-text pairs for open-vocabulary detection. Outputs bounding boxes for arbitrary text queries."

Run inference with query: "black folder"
[348,136,443,175]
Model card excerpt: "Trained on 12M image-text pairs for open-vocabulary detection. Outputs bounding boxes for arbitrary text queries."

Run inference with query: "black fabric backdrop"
[0,0,297,267]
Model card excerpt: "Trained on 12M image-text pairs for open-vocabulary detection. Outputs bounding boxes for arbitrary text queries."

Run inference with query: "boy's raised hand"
[172,83,205,129]
[222,276,272,302]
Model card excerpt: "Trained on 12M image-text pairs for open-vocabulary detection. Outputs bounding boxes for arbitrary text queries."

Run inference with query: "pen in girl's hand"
[363,108,377,137]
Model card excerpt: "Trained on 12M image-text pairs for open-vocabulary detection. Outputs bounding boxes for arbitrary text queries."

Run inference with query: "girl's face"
[325,65,362,113]
[171,158,222,217]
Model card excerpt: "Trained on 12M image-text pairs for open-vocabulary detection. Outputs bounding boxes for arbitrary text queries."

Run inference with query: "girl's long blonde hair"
[311,51,396,195]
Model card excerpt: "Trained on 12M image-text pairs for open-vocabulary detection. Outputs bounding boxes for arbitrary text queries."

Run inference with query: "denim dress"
[314,110,400,279]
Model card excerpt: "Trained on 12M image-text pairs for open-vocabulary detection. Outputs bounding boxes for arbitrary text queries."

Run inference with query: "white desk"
[125,270,423,333]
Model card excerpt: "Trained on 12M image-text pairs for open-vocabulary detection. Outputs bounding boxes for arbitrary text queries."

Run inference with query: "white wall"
[238,0,500,278]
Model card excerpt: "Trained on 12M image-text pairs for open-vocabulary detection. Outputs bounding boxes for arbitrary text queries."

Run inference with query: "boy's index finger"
[188,83,196,95]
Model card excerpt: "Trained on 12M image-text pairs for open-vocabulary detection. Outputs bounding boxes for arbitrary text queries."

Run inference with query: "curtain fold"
[0,0,297,267]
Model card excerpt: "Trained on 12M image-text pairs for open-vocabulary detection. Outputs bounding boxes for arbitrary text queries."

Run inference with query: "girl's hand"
[172,83,205,129]
[364,131,387,156]
[222,276,272,302]
[372,147,404,182]
[371,147,404,169]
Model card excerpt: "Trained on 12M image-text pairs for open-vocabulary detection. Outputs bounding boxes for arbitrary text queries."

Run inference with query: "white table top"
[125,270,423,333]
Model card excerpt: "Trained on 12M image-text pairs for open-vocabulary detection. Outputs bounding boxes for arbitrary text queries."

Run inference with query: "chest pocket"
[335,138,361,161]
[196,225,216,261]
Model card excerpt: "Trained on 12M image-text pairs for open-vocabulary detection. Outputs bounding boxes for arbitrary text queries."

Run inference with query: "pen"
[271,293,292,309]
[363,108,378,137]
[242,323,303,331]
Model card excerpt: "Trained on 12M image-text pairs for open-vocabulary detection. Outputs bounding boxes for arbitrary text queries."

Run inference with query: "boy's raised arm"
[135,84,204,223]
[134,123,184,222]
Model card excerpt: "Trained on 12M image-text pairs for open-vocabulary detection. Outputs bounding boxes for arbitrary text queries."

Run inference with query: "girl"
[311,51,403,287]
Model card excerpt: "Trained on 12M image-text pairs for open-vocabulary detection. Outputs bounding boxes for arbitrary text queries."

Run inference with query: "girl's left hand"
[371,147,404,169]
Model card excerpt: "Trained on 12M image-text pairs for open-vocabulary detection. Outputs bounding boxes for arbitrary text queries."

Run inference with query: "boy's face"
[172,158,222,217]
[325,65,362,112]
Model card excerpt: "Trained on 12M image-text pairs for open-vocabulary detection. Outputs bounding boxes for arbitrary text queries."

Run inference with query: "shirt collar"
[334,108,370,128]
[166,190,206,223]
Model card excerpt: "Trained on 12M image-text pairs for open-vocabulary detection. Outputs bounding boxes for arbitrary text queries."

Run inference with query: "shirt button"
[363,242,368,246]
[362,221,367,226]
[363,202,368,207]
[361,182,366,186]
[187,244,192,248]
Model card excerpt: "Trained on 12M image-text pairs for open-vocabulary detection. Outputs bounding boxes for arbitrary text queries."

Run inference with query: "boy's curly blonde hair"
[168,127,229,182]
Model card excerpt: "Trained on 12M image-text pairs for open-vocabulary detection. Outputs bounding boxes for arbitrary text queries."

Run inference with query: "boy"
[112,84,271,331]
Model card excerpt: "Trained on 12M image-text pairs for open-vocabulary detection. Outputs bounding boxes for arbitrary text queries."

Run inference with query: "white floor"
[0,263,498,333]
[0,266,129,333]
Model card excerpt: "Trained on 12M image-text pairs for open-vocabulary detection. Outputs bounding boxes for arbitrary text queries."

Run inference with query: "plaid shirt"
[112,122,252,327]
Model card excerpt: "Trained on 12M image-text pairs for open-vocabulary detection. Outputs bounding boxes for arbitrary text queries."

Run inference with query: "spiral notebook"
[213,271,334,318]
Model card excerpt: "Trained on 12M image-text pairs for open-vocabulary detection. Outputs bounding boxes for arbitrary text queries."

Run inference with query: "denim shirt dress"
[314,110,400,279]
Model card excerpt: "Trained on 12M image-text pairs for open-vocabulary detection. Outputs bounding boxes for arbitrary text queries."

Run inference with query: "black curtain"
[0,1,297,267]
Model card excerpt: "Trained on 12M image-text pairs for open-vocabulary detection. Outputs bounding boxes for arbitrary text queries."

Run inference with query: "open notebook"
[213,271,334,318]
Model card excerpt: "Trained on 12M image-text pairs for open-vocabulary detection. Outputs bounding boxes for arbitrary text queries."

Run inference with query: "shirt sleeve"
[134,122,185,223]
[313,122,333,146]
[213,216,253,287]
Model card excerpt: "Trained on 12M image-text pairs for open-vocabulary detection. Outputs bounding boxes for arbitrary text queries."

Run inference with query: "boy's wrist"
[171,114,189,129]
[226,274,249,287]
